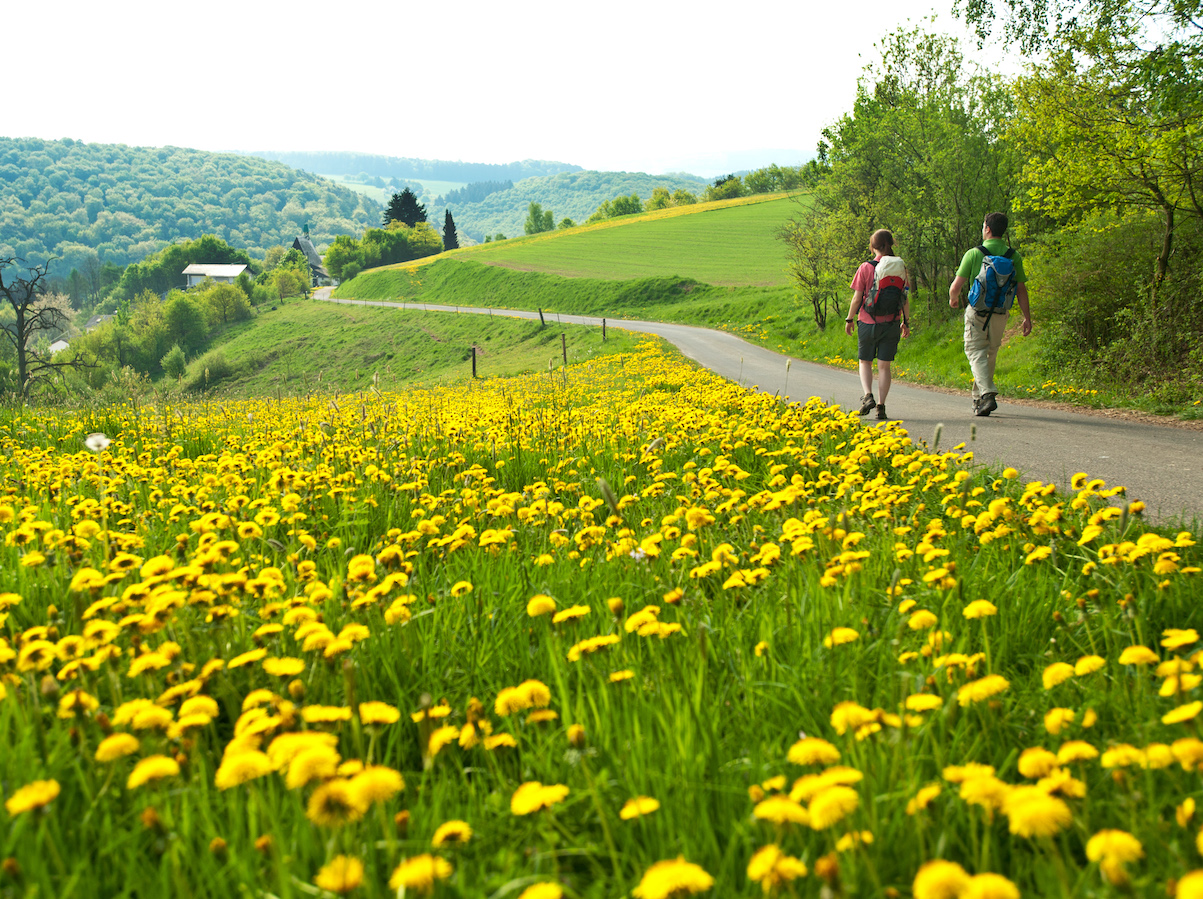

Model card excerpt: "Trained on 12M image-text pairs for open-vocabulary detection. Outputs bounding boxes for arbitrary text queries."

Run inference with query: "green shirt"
[956,237,1027,283]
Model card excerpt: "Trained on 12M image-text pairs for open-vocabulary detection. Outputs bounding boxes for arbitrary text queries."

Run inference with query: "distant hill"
[243,151,581,185]
[439,171,712,242]
[0,137,381,275]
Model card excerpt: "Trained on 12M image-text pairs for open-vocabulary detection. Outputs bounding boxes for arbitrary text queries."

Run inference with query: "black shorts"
[857,320,901,362]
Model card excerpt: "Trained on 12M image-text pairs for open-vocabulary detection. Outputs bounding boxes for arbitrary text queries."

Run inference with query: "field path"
[316,290,1202,523]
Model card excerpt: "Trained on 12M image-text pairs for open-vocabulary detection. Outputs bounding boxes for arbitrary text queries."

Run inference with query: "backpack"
[863,256,905,321]
[967,245,1018,327]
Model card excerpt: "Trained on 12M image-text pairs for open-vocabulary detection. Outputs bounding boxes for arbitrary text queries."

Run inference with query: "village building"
[182,263,249,288]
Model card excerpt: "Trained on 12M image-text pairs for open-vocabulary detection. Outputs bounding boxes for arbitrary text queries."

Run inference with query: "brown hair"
[984,212,1009,238]
[870,229,894,254]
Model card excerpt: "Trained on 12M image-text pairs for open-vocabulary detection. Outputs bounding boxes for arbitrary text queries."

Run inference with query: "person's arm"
[949,275,968,308]
[844,289,864,337]
[901,274,912,337]
[1016,283,1032,336]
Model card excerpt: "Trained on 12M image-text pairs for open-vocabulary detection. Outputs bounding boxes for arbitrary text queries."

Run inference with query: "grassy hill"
[177,299,644,396]
[442,170,712,242]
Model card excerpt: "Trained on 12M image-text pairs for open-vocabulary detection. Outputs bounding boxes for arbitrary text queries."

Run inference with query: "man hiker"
[948,212,1033,416]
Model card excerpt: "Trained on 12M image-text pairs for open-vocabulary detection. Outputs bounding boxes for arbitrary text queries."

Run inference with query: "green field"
[462,194,802,287]
[177,300,641,395]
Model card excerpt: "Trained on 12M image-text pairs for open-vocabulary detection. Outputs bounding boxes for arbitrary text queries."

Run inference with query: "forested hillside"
[0,138,381,273]
[245,151,580,184]
[443,170,710,241]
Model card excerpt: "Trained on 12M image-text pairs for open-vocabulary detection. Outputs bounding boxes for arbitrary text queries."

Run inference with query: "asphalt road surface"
[317,293,1202,525]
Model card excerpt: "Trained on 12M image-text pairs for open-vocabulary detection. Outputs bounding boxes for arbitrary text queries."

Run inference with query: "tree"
[705,175,746,202]
[0,258,88,393]
[200,282,252,325]
[384,189,427,228]
[161,344,186,380]
[324,235,361,282]
[645,188,673,211]
[956,0,1202,53]
[524,202,555,234]
[443,210,460,250]
[558,218,576,230]
[163,292,209,355]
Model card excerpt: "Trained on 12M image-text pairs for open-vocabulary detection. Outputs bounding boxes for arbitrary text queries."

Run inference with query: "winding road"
[315,290,1202,524]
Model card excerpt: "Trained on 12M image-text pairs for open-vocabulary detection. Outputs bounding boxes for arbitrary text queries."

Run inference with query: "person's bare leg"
[859,361,874,395]
[878,361,892,404]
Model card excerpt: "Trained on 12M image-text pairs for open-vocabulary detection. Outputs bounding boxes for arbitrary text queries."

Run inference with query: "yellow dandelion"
[127,755,180,790]
[632,857,714,899]
[431,819,473,846]
[388,853,453,893]
[620,796,661,820]
[4,779,61,816]
[95,733,140,762]
[314,855,364,895]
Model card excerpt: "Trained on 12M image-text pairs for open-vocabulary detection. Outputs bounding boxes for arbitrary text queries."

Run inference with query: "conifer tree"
[443,210,459,251]
[384,188,427,227]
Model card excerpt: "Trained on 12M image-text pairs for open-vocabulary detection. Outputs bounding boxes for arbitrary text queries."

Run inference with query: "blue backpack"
[967,245,1018,329]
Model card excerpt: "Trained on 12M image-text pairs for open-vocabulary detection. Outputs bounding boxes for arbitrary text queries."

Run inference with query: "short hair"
[870,229,894,253]
[984,212,1009,237]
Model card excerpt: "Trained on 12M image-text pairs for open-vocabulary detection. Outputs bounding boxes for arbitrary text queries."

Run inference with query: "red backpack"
[863,256,906,321]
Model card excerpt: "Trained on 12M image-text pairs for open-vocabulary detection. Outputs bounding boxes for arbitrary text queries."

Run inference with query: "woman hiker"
[844,228,911,421]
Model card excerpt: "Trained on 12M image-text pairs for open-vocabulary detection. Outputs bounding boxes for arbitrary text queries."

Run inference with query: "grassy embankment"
[175,301,643,396]
[336,194,1121,413]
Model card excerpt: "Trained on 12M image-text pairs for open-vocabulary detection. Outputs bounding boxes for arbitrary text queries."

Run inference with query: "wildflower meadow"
[0,339,1200,898]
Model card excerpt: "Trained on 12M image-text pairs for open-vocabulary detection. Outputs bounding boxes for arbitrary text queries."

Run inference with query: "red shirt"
[850,260,906,324]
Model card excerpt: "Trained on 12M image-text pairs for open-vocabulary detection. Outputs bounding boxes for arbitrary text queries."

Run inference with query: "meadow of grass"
[176,300,636,395]
[1,339,1201,898]
[460,195,800,287]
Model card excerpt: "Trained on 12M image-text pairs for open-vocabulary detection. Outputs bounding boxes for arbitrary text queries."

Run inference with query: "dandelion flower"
[215,750,273,790]
[1075,654,1106,675]
[307,780,367,828]
[1163,701,1203,725]
[620,796,661,820]
[906,783,942,815]
[127,755,180,790]
[788,737,840,766]
[957,674,1009,706]
[314,855,364,895]
[517,885,562,899]
[527,595,556,617]
[388,853,452,893]
[808,785,859,830]
[1003,786,1073,838]
[348,765,405,806]
[962,600,997,619]
[746,844,808,892]
[1086,829,1144,864]
[823,627,859,648]
[431,819,473,846]
[1042,662,1075,689]
[913,860,970,899]
[753,795,809,826]
[4,779,60,816]
[1118,645,1159,666]
[633,857,714,899]
[511,781,569,815]
[962,873,1020,899]
[95,733,140,762]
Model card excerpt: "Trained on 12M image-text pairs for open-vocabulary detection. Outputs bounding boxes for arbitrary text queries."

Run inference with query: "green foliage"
[160,343,186,379]
[164,291,209,355]
[704,174,746,202]
[384,188,427,227]
[524,202,555,235]
[587,193,643,224]
[111,235,253,301]
[443,209,459,250]
[0,137,379,272]
[558,217,576,230]
[197,281,253,325]
[323,224,443,281]
[788,25,1016,326]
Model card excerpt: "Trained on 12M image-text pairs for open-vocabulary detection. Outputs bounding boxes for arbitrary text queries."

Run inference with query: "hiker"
[948,212,1033,417]
[845,229,911,421]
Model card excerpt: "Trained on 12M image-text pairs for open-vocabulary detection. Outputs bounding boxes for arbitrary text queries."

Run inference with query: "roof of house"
[293,237,330,278]
[182,263,248,278]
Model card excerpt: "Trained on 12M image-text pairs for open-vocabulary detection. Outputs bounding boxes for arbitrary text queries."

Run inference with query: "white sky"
[10,0,1002,177]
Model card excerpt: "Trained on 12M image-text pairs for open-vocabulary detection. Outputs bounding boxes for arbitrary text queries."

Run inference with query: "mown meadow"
[1,340,1201,898]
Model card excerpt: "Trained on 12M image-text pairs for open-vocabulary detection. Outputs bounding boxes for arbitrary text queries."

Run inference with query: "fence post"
[538,308,546,327]
[561,333,567,365]
[602,318,606,341]
[472,345,477,379]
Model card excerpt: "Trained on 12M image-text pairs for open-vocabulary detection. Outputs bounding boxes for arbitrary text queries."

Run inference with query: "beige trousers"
[963,306,1007,400]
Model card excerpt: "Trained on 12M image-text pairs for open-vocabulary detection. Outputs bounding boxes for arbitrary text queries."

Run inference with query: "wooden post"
[471,345,477,379]
[602,318,606,341]
[538,308,546,327]
[561,333,567,365]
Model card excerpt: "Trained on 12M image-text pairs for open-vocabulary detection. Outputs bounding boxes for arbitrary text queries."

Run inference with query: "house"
[182,263,249,288]
[49,339,70,355]
[292,235,330,285]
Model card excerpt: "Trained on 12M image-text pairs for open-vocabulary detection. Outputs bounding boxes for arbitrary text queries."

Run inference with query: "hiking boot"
[876,403,888,421]
[859,393,876,415]
[975,392,998,417]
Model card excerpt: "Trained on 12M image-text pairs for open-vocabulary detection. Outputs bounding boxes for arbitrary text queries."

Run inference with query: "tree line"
[780,1,1203,401]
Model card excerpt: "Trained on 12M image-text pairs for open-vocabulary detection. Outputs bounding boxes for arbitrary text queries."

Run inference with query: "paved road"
[315,292,1202,524]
